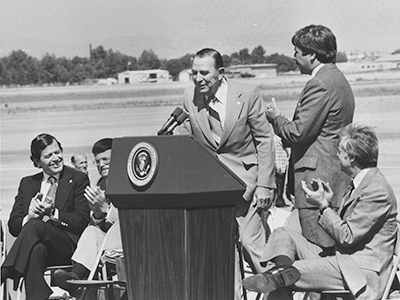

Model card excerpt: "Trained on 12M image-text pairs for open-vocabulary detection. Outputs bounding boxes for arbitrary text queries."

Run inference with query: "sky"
[1,0,399,60]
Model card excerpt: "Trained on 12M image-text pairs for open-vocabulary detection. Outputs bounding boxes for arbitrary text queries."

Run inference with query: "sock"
[71,262,90,279]
[273,255,292,267]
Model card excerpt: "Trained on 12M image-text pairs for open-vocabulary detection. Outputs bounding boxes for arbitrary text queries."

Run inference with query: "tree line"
[0,45,349,87]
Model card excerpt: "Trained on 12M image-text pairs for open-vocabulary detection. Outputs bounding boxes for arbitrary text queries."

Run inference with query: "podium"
[107,135,246,300]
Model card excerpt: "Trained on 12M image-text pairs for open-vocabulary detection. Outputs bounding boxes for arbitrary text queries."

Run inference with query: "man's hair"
[30,133,62,164]
[71,152,86,164]
[92,138,113,156]
[340,124,379,169]
[194,48,224,69]
[292,24,337,63]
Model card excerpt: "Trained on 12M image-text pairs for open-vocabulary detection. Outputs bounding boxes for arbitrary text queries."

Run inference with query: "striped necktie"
[208,98,223,144]
[340,181,354,218]
[43,176,57,222]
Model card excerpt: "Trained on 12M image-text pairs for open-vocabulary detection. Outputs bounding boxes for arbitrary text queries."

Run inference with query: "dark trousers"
[2,219,76,300]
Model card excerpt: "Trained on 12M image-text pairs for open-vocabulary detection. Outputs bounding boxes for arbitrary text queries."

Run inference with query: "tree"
[392,49,400,55]
[91,45,107,61]
[265,53,297,73]
[138,49,160,70]
[251,46,266,64]
[238,48,251,65]
[165,59,183,81]
[336,51,348,63]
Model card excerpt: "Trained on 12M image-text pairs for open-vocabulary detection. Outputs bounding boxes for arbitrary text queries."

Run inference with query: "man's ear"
[218,67,225,79]
[310,53,318,65]
[30,157,41,168]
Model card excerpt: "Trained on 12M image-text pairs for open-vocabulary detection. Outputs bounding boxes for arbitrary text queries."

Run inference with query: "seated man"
[71,152,89,174]
[243,124,397,300]
[54,138,118,294]
[1,133,90,300]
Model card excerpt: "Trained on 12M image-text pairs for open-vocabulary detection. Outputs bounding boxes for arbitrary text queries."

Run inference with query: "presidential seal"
[127,142,159,187]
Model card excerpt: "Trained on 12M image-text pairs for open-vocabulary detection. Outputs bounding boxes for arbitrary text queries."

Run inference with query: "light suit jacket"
[272,63,355,209]
[180,80,276,201]
[319,168,397,299]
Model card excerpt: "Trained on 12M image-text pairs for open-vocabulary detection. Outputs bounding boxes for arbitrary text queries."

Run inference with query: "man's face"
[192,56,222,95]
[74,154,88,174]
[337,140,351,174]
[94,149,111,177]
[35,141,64,176]
[293,47,314,75]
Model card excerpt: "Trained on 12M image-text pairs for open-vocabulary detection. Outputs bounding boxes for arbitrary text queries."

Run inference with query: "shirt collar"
[211,78,227,105]
[311,63,325,78]
[352,168,371,190]
[42,172,60,182]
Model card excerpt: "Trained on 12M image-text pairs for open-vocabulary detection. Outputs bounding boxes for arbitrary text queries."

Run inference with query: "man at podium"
[178,48,277,290]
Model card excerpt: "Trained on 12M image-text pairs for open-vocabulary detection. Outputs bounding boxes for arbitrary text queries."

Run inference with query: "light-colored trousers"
[71,225,106,271]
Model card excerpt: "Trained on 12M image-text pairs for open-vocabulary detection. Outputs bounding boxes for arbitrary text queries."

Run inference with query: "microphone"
[157,107,183,135]
[164,111,189,135]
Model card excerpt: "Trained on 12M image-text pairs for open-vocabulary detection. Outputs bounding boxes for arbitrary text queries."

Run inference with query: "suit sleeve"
[58,172,90,236]
[273,79,330,146]
[176,87,192,135]
[248,87,276,189]
[319,184,393,247]
[8,178,30,237]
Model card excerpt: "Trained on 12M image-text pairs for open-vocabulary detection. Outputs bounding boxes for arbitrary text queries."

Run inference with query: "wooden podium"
[107,135,245,300]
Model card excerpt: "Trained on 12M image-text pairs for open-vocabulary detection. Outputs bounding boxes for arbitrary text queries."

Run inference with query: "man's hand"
[265,97,281,123]
[28,193,43,219]
[85,186,109,218]
[253,186,275,209]
[301,179,333,209]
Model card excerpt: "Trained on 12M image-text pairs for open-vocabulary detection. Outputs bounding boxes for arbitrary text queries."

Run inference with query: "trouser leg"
[236,202,267,274]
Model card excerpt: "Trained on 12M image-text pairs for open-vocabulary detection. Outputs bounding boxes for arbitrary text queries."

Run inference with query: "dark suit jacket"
[8,166,90,244]
[180,80,276,201]
[272,63,355,208]
[320,168,397,299]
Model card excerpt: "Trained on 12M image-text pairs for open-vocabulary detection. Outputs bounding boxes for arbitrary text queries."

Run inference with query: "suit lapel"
[339,168,378,216]
[55,167,73,210]
[219,83,244,147]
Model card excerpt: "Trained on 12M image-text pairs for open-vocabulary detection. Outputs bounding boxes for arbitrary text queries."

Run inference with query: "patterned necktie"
[208,98,223,144]
[43,176,57,222]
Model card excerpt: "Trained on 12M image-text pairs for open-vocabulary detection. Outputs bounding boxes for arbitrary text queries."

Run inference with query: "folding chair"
[68,222,126,300]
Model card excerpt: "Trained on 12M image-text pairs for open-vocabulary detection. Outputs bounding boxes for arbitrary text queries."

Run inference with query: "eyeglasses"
[92,157,111,166]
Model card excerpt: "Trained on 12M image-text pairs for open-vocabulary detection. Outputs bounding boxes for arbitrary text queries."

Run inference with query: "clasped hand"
[28,193,53,219]
[253,186,275,210]
[301,179,333,209]
[84,186,109,216]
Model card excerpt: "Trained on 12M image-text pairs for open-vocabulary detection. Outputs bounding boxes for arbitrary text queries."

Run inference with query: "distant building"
[337,53,400,73]
[179,69,192,82]
[118,69,170,84]
[226,64,278,79]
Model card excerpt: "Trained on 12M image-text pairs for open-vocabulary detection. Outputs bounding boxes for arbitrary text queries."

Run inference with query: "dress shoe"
[242,265,300,293]
[53,269,80,294]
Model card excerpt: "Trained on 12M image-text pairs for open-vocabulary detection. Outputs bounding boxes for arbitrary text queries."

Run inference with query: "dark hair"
[194,48,224,69]
[30,133,63,166]
[340,124,379,168]
[92,138,113,156]
[292,24,337,63]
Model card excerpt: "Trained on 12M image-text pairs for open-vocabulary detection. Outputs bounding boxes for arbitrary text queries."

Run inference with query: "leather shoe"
[242,265,300,293]
[53,269,80,293]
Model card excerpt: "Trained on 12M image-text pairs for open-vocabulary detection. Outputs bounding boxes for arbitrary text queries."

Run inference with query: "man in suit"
[265,24,355,249]
[179,48,276,278]
[53,138,119,295]
[243,124,398,300]
[1,133,90,300]
[71,152,88,174]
